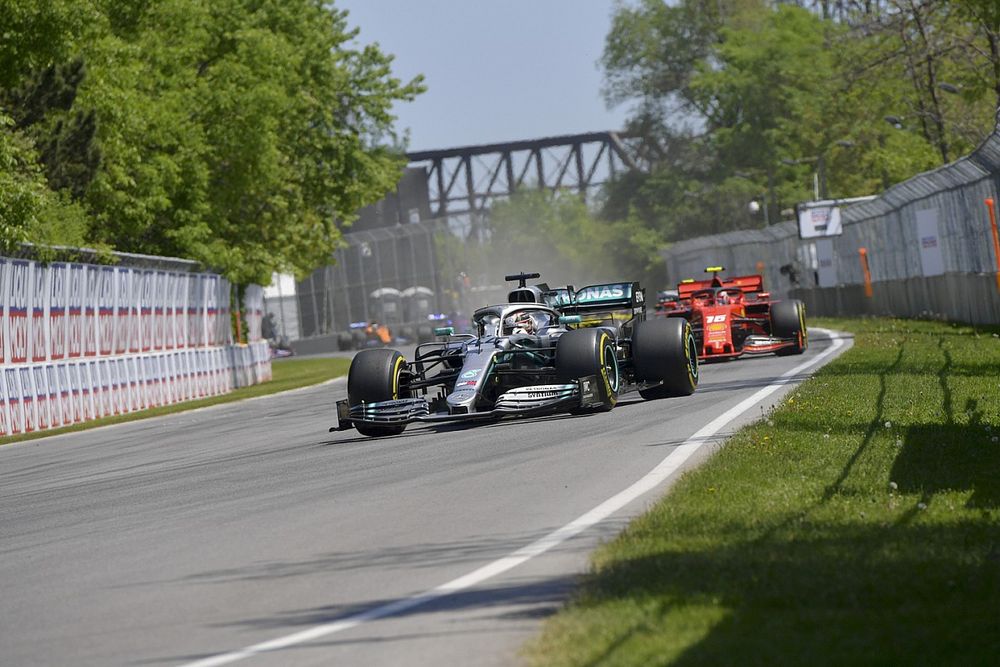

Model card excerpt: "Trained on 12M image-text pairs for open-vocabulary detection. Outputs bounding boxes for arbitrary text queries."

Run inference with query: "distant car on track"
[334,272,699,437]
[657,266,807,361]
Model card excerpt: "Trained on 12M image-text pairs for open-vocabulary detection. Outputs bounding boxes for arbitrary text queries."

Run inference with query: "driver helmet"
[507,311,538,335]
[716,291,730,305]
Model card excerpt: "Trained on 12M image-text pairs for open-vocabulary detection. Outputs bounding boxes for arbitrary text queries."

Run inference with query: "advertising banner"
[6,367,24,434]
[176,274,190,349]
[105,358,118,416]
[114,358,128,414]
[84,265,99,357]
[33,365,50,430]
[31,263,48,363]
[68,264,84,358]
[0,259,6,365]
[58,364,74,426]
[20,365,37,432]
[79,361,95,422]
[148,355,159,408]
[127,356,141,412]
[188,276,202,348]
[154,272,166,351]
[49,263,67,361]
[45,364,61,428]
[98,267,115,356]
[164,273,176,350]
[0,370,8,436]
[115,267,130,355]
[86,360,101,422]
[129,270,142,354]
[95,359,109,418]
[0,252,271,438]
[167,352,179,404]
[916,208,945,277]
[9,260,31,364]
[205,276,217,347]
[140,271,153,352]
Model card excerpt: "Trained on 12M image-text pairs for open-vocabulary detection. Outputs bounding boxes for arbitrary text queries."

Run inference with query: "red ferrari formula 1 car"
[658,266,807,361]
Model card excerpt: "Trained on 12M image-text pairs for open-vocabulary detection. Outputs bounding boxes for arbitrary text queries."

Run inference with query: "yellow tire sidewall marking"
[391,356,405,399]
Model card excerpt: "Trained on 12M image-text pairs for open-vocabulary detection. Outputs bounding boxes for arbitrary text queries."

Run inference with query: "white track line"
[181,328,850,667]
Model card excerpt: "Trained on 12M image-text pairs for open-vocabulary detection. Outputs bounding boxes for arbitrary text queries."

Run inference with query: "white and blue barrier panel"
[0,256,269,437]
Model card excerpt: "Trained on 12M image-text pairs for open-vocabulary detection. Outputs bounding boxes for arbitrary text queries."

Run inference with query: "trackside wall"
[0,253,271,437]
[661,117,1000,325]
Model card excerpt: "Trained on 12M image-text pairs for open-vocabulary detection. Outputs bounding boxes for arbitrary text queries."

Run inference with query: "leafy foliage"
[601,0,999,244]
[0,0,423,284]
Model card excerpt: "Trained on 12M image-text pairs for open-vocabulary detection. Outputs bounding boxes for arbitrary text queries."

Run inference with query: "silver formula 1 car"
[333,272,699,437]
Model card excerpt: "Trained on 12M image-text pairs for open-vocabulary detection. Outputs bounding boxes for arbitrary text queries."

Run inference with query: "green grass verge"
[0,356,350,446]
[528,318,1000,666]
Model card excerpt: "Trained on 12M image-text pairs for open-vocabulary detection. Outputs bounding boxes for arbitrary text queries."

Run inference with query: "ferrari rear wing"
[677,275,764,298]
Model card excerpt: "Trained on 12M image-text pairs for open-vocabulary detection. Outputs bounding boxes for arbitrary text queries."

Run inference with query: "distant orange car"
[365,322,392,345]
[658,267,807,361]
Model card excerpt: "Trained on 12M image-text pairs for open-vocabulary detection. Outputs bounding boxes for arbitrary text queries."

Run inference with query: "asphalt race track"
[0,329,850,667]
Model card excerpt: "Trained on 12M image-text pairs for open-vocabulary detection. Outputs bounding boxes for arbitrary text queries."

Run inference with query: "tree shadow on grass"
[889,337,1000,510]
[581,520,1000,666]
[572,332,1000,665]
[891,407,1000,510]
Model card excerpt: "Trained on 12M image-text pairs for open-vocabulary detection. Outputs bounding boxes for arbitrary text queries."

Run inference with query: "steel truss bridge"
[406,131,640,216]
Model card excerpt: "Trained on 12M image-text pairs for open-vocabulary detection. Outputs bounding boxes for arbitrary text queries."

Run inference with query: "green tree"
[77,0,423,285]
[0,0,94,250]
[0,113,89,252]
[600,1,996,244]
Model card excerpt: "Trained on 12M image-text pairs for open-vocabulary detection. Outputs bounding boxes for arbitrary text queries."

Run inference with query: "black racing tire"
[555,328,619,411]
[633,317,699,399]
[347,349,408,436]
[771,300,807,356]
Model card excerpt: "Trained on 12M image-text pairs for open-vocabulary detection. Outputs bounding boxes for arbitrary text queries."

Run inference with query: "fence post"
[859,247,873,298]
[985,198,1000,293]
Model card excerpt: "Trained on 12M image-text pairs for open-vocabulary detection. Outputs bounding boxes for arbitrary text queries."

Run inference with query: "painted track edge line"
[179,328,851,667]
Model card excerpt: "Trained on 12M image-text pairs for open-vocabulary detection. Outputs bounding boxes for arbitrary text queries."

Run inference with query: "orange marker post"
[859,247,873,298]
[986,198,1000,293]
[232,285,244,345]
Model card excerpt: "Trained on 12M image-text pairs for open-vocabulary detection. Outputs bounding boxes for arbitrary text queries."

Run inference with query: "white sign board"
[915,208,944,277]
[815,238,838,287]
[797,195,877,240]
[798,202,842,239]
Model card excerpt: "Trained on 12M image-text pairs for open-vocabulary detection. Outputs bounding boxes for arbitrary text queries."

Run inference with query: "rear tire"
[556,329,619,411]
[633,318,698,398]
[348,349,408,436]
[771,300,807,356]
[337,331,355,351]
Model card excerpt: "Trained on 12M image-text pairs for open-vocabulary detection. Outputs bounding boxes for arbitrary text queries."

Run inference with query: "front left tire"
[632,317,699,399]
[347,349,408,436]
[556,328,619,411]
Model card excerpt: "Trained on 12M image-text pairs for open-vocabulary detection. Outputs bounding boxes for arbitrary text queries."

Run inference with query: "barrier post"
[232,285,243,345]
[985,198,1000,293]
[858,247,873,298]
